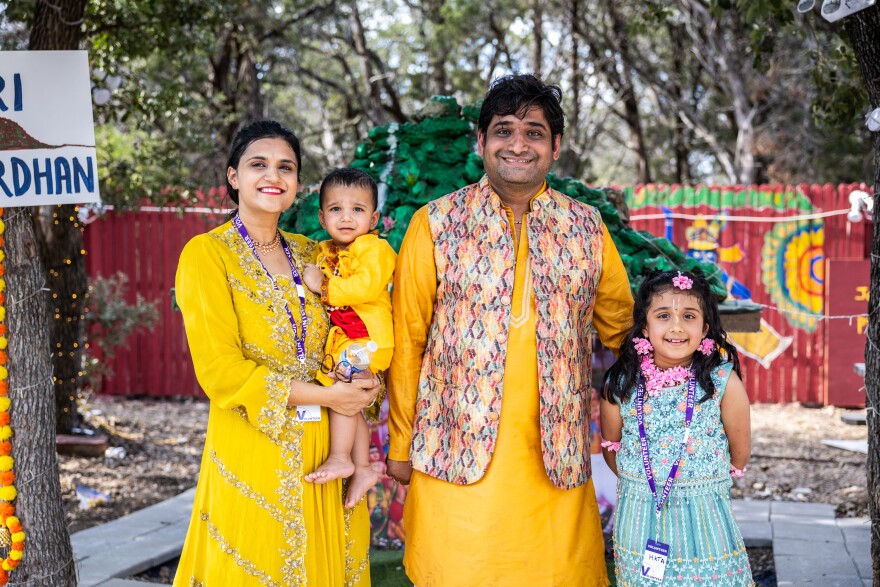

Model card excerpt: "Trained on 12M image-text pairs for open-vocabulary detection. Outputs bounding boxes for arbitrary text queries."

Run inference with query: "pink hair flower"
[698,338,716,356]
[672,272,693,290]
[381,216,396,232]
[633,337,654,355]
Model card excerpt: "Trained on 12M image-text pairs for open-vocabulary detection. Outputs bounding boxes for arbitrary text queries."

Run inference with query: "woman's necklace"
[640,354,692,397]
[252,231,280,255]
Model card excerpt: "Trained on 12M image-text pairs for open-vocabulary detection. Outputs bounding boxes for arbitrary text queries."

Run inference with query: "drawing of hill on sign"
[0,117,57,150]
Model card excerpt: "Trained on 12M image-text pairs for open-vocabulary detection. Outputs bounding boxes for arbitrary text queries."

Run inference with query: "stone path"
[72,489,873,586]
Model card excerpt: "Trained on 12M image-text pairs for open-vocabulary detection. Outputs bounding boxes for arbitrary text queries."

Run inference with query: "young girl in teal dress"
[600,270,754,586]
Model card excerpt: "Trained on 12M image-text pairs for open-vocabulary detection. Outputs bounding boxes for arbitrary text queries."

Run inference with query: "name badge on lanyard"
[636,372,697,583]
[294,405,322,422]
[640,539,669,583]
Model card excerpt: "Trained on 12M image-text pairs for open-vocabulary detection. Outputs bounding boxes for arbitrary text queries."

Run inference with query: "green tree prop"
[279,96,727,299]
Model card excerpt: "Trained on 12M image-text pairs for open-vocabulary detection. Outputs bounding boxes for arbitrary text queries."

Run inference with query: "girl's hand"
[303,263,323,294]
[325,376,380,416]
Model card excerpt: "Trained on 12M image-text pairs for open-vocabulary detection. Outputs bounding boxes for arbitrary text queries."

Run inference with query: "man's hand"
[386,459,413,485]
[303,263,323,294]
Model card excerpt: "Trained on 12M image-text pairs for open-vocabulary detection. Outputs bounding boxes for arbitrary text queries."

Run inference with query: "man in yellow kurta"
[387,74,634,586]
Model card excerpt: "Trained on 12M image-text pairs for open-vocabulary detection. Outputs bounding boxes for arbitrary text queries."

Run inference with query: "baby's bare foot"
[305,455,355,484]
[344,464,379,509]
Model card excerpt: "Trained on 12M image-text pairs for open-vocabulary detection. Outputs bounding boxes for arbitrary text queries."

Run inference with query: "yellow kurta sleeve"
[387,207,436,462]
[592,223,635,355]
[325,235,397,307]
[175,235,290,440]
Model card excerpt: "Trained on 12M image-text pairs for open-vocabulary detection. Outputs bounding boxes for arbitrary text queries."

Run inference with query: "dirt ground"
[60,396,870,534]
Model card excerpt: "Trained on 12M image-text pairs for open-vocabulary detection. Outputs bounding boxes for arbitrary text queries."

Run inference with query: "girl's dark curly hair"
[602,270,741,404]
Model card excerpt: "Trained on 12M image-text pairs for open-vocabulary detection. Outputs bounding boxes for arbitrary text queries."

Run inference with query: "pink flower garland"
[632,336,702,396]
[640,354,691,396]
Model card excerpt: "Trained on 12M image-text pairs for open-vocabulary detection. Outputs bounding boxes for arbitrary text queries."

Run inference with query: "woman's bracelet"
[730,465,747,478]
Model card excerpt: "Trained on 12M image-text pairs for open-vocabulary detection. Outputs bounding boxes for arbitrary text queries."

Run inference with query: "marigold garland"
[0,209,22,584]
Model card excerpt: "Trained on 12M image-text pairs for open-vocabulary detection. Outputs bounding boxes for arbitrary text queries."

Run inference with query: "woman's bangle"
[730,465,747,478]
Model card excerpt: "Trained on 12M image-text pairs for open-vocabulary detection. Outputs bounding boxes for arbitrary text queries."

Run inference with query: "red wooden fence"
[84,184,873,404]
[84,207,227,397]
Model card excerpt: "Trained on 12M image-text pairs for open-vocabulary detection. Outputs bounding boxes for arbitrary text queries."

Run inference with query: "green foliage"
[84,272,159,391]
[710,0,868,126]
[811,45,870,125]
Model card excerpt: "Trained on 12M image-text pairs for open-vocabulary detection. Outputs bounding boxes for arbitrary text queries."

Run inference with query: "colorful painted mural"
[761,222,825,333]
[625,183,871,404]
[676,209,794,368]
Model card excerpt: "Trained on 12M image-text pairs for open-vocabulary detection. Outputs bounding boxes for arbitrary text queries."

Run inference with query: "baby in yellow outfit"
[303,168,396,508]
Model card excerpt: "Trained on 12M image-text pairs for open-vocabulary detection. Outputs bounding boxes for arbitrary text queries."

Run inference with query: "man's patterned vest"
[410,175,605,490]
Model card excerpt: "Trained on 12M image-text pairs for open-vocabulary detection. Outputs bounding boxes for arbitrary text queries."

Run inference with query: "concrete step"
[72,487,194,587]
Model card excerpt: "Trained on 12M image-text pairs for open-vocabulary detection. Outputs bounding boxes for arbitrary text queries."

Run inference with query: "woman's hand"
[303,263,323,294]
[324,376,380,416]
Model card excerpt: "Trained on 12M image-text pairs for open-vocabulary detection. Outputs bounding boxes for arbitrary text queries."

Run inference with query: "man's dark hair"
[478,74,565,143]
[319,167,379,210]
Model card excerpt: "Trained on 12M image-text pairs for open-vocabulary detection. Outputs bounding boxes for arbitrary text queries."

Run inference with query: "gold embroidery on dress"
[259,370,292,440]
[277,416,308,585]
[210,450,286,523]
[343,506,369,586]
[200,511,284,586]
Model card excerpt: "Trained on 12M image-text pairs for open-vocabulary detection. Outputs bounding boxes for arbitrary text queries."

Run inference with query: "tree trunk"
[428,45,450,97]
[6,209,76,586]
[28,0,85,49]
[843,5,880,583]
[558,0,581,179]
[608,4,652,184]
[669,23,692,184]
[29,0,88,435]
[531,1,542,78]
[349,3,386,126]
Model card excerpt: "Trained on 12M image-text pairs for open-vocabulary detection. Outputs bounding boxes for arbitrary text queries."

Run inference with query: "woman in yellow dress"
[173,120,379,586]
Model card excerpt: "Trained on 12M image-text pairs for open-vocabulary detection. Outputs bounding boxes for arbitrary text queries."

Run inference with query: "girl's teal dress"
[613,361,755,586]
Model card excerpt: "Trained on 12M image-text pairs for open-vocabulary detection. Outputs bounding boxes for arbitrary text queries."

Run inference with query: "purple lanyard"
[635,372,697,519]
[232,213,308,363]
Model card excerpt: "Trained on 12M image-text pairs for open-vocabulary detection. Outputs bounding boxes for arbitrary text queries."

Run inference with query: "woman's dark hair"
[478,73,565,144]
[602,270,742,405]
[225,120,302,205]
[319,167,378,210]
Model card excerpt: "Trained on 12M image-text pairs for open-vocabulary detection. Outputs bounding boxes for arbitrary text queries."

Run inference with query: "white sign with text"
[0,51,100,206]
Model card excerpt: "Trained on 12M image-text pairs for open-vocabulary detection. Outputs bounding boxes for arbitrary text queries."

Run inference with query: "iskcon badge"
[640,539,669,583]
[295,405,322,422]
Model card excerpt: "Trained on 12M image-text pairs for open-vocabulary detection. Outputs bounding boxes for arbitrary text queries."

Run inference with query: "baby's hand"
[303,264,324,294]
